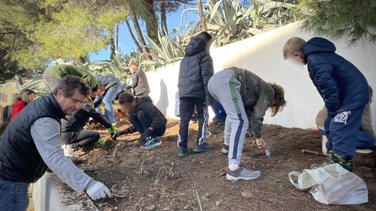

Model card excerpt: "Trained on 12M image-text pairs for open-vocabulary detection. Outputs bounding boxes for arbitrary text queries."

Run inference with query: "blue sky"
[88,3,200,62]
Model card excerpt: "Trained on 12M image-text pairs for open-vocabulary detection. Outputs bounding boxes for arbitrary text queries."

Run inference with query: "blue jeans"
[0,179,29,211]
[96,84,123,124]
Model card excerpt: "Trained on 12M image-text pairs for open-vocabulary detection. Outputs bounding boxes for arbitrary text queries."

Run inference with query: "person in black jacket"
[283,37,370,171]
[61,98,116,157]
[112,93,167,149]
[177,31,214,158]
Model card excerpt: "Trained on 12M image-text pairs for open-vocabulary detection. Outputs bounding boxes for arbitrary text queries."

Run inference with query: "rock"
[163,207,170,211]
[215,201,221,206]
[143,169,151,175]
[103,208,112,211]
[364,173,374,178]
[241,191,253,198]
[202,193,210,201]
[183,204,190,210]
[145,205,156,211]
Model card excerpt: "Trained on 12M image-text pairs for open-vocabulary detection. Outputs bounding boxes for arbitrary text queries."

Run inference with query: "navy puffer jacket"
[178,35,214,103]
[303,37,369,114]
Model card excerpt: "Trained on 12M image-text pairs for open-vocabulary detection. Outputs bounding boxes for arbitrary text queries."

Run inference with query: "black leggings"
[61,130,100,148]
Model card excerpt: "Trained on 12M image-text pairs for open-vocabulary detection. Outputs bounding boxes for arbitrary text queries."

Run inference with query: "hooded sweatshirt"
[178,35,214,103]
[128,96,167,132]
[303,37,369,114]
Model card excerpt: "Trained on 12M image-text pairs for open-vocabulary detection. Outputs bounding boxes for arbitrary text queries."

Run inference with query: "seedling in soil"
[195,187,203,211]
[140,151,145,174]
[154,167,162,186]
[112,143,119,158]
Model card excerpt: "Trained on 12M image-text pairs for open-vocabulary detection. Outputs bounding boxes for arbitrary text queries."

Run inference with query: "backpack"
[0,105,12,135]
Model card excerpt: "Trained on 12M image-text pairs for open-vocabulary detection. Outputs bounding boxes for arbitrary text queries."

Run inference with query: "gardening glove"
[112,129,129,141]
[85,180,111,200]
[140,128,152,143]
[108,125,116,137]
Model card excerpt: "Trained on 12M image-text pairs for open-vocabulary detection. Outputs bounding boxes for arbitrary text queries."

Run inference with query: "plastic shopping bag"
[288,164,368,205]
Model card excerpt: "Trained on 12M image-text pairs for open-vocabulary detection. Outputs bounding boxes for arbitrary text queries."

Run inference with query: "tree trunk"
[127,5,152,60]
[115,22,119,51]
[160,0,167,36]
[197,0,207,31]
[125,18,142,52]
[140,0,159,43]
[109,27,116,61]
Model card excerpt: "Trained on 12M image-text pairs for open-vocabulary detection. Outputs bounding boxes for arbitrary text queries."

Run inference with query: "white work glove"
[85,180,111,200]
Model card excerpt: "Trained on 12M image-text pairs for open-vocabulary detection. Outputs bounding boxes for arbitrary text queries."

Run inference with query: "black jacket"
[178,35,214,103]
[129,96,167,132]
[0,94,66,182]
[61,106,112,133]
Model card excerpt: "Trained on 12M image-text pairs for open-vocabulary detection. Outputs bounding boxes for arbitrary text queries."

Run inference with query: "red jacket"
[11,100,26,120]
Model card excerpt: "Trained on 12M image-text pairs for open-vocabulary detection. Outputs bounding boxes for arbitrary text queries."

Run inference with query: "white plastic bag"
[288,164,368,205]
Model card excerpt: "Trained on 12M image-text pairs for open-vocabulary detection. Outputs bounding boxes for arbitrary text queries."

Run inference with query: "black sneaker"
[141,137,162,149]
[193,142,213,153]
[178,147,189,158]
[310,151,353,171]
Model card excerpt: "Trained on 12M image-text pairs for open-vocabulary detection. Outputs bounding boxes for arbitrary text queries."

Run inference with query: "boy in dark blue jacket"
[283,37,371,171]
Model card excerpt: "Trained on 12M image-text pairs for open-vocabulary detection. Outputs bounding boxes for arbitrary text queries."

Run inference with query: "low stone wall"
[32,173,98,211]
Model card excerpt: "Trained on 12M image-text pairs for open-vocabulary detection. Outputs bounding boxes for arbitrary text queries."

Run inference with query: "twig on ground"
[195,187,203,211]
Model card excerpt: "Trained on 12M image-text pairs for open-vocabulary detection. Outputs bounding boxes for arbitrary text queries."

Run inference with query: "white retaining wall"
[147,22,376,131]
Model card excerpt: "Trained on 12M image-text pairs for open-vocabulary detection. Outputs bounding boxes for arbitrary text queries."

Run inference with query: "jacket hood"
[303,37,336,62]
[184,37,208,56]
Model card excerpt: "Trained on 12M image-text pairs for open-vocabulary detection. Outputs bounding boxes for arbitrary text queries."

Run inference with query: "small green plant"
[154,167,162,186]
[140,151,145,174]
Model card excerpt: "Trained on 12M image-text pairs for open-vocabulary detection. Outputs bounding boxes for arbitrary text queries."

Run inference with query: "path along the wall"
[146,22,376,131]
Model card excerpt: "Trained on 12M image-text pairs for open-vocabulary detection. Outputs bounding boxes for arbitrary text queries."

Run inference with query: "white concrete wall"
[146,22,376,131]
[33,173,98,211]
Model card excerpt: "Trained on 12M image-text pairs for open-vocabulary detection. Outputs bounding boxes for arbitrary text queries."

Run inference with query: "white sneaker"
[62,144,78,158]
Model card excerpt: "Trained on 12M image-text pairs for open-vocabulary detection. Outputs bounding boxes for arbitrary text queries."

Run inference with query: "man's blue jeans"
[0,179,29,211]
[96,84,123,124]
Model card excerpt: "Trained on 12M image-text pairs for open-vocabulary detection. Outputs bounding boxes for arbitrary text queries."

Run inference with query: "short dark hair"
[15,89,35,104]
[196,31,212,42]
[54,75,90,98]
[118,92,135,105]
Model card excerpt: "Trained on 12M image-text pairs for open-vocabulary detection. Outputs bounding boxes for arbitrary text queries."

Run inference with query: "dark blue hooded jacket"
[302,37,369,114]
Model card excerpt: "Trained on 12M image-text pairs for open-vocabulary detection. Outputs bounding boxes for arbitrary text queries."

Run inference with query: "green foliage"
[143,31,185,68]
[204,0,297,46]
[299,0,376,44]
[0,0,129,70]
[87,52,130,85]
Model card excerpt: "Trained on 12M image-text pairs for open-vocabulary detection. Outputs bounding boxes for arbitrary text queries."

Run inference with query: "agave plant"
[204,0,297,46]
[143,31,185,68]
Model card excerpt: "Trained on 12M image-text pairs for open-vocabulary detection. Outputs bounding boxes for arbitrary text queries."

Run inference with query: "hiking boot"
[141,137,162,149]
[193,142,214,153]
[310,151,353,171]
[62,144,78,158]
[178,147,189,158]
[226,165,261,181]
[221,144,229,155]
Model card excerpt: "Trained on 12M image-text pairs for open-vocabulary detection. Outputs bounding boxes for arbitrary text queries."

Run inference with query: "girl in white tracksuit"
[208,67,286,181]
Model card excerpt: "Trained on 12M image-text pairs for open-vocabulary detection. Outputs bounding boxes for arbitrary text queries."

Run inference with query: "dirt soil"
[75,119,376,211]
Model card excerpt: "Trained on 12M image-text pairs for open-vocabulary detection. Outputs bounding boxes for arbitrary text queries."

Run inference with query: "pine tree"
[300,0,376,44]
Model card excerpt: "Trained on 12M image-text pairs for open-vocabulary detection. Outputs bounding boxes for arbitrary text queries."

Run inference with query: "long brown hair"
[269,83,286,117]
